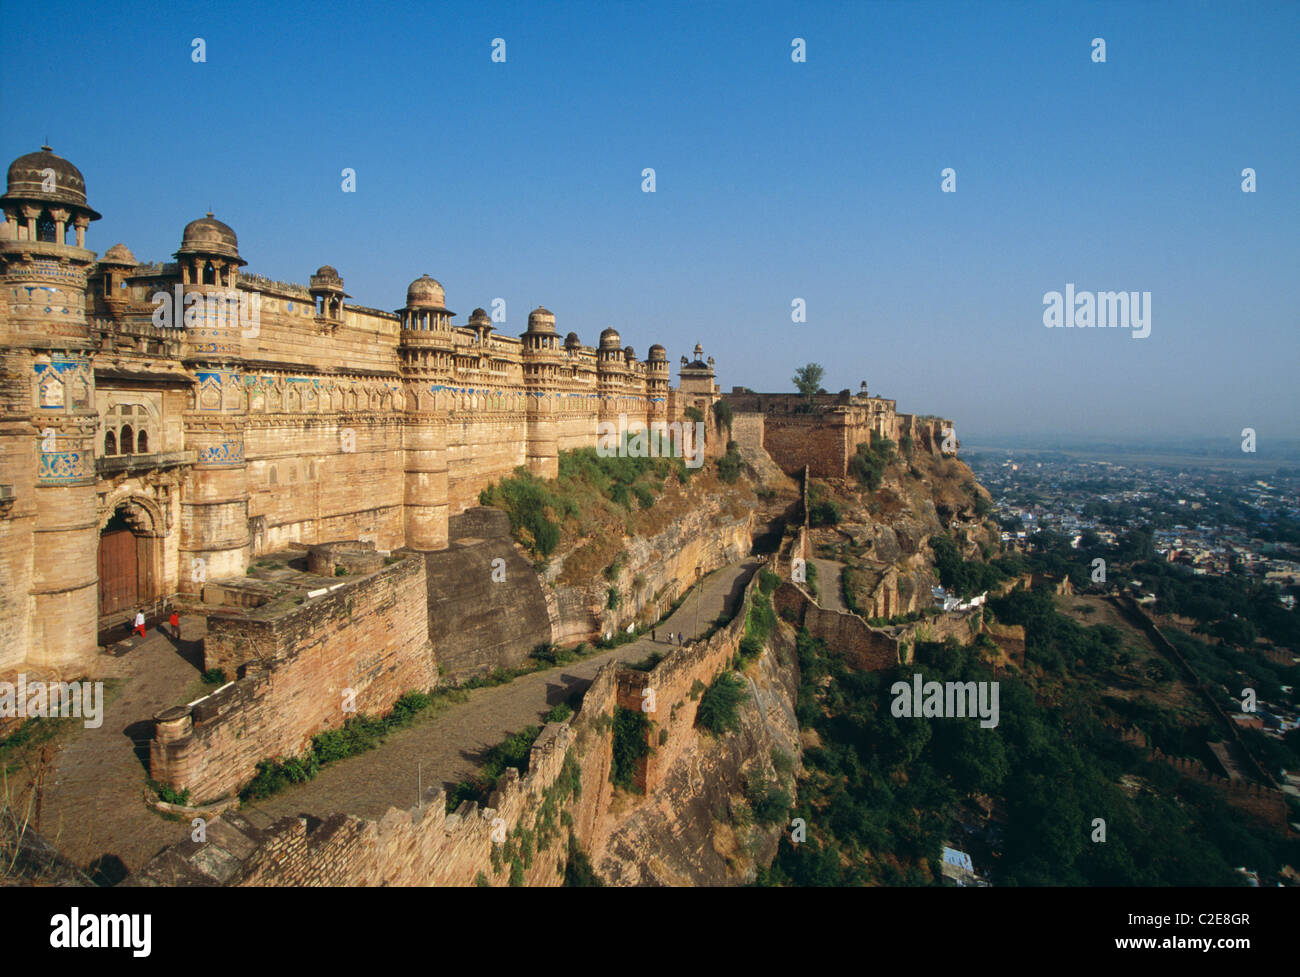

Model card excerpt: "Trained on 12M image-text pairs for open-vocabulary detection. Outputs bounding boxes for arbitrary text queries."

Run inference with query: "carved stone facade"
[0,149,718,675]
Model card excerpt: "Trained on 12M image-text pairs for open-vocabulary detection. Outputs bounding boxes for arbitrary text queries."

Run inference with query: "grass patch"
[240,688,465,801]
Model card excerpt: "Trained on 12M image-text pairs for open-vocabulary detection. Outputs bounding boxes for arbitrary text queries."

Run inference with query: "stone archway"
[97,499,162,619]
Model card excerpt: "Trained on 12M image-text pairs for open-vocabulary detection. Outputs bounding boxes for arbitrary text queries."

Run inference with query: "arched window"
[203,262,216,285]
[36,212,56,243]
[104,404,159,460]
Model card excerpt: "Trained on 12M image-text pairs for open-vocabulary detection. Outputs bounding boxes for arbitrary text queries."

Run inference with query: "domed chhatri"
[599,326,622,349]
[405,273,450,311]
[526,306,557,334]
[647,343,667,361]
[1,146,102,246]
[177,212,244,264]
[468,307,492,329]
[3,146,101,219]
[101,242,137,266]
[314,264,341,281]
[564,331,581,348]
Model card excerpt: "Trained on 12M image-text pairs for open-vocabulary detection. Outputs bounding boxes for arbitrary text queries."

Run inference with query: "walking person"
[652,628,657,642]
[132,610,146,638]
[169,609,180,639]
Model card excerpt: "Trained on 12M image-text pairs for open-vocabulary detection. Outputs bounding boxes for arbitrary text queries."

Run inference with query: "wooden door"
[98,528,139,616]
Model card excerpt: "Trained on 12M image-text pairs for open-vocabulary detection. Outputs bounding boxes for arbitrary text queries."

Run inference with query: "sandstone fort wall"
[150,554,435,804]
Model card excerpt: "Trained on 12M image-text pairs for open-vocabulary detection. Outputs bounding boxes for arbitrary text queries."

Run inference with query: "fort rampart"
[150,554,435,804]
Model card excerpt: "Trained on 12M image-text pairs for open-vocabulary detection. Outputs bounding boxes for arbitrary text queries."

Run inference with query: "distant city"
[968,451,1300,605]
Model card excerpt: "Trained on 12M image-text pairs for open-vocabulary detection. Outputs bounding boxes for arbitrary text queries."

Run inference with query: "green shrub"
[745,779,792,825]
[809,500,840,526]
[543,702,574,723]
[632,484,655,510]
[479,468,565,557]
[446,724,542,812]
[531,642,559,664]
[611,707,651,790]
[697,672,748,735]
[717,440,744,483]
[849,432,895,490]
[564,838,604,886]
[149,780,191,807]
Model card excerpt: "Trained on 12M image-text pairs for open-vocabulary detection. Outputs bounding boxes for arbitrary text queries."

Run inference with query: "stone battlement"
[150,553,435,804]
[722,391,953,479]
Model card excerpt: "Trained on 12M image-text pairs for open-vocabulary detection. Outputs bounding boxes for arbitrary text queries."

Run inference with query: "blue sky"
[3,0,1296,443]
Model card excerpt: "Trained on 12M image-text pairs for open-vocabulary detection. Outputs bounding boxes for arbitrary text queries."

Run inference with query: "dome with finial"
[101,243,137,266]
[526,306,557,334]
[178,212,242,261]
[599,327,621,349]
[3,146,101,219]
[315,265,340,280]
[469,307,492,328]
[405,274,449,311]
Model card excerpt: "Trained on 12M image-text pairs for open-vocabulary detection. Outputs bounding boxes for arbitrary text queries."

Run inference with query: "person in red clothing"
[169,610,180,638]
[132,610,146,638]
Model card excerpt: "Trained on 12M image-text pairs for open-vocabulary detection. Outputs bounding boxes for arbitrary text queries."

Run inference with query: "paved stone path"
[17,560,756,875]
[32,618,206,881]
[810,557,846,613]
[242,559,760,825]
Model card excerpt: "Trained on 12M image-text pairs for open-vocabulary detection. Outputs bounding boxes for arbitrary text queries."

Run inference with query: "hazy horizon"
[3,0,1295,445]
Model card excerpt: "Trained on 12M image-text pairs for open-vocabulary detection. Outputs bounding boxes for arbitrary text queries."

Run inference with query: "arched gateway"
[97,500,161,619]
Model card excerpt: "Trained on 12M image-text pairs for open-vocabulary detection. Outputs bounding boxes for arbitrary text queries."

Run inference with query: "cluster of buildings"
[974,456,1300,600]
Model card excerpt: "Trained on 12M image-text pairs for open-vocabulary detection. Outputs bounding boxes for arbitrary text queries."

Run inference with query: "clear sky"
[3,0,1296,444]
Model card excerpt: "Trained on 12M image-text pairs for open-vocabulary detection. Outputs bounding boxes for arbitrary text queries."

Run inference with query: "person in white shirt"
[133,610,146,638]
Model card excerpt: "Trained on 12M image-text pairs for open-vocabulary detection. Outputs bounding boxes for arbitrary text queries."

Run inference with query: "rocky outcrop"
[593,630,801,884]
[546,494,752,645]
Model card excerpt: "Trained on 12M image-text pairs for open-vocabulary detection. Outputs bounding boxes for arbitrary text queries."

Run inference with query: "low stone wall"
[614,569,760,793]
[774,580,901,670]
[151,555,436,804]
[774,572,983,671]
[130,570,761,885]
[133,720,584,886]
[306,540,384,577]
[1117,727,1290,833]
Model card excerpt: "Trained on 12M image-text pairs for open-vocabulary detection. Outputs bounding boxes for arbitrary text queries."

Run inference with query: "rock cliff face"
[585,452,1001,885]
[592,629,801,884]
[546,490,753,646]
[823,450,998,619]
[424,523,553,681]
